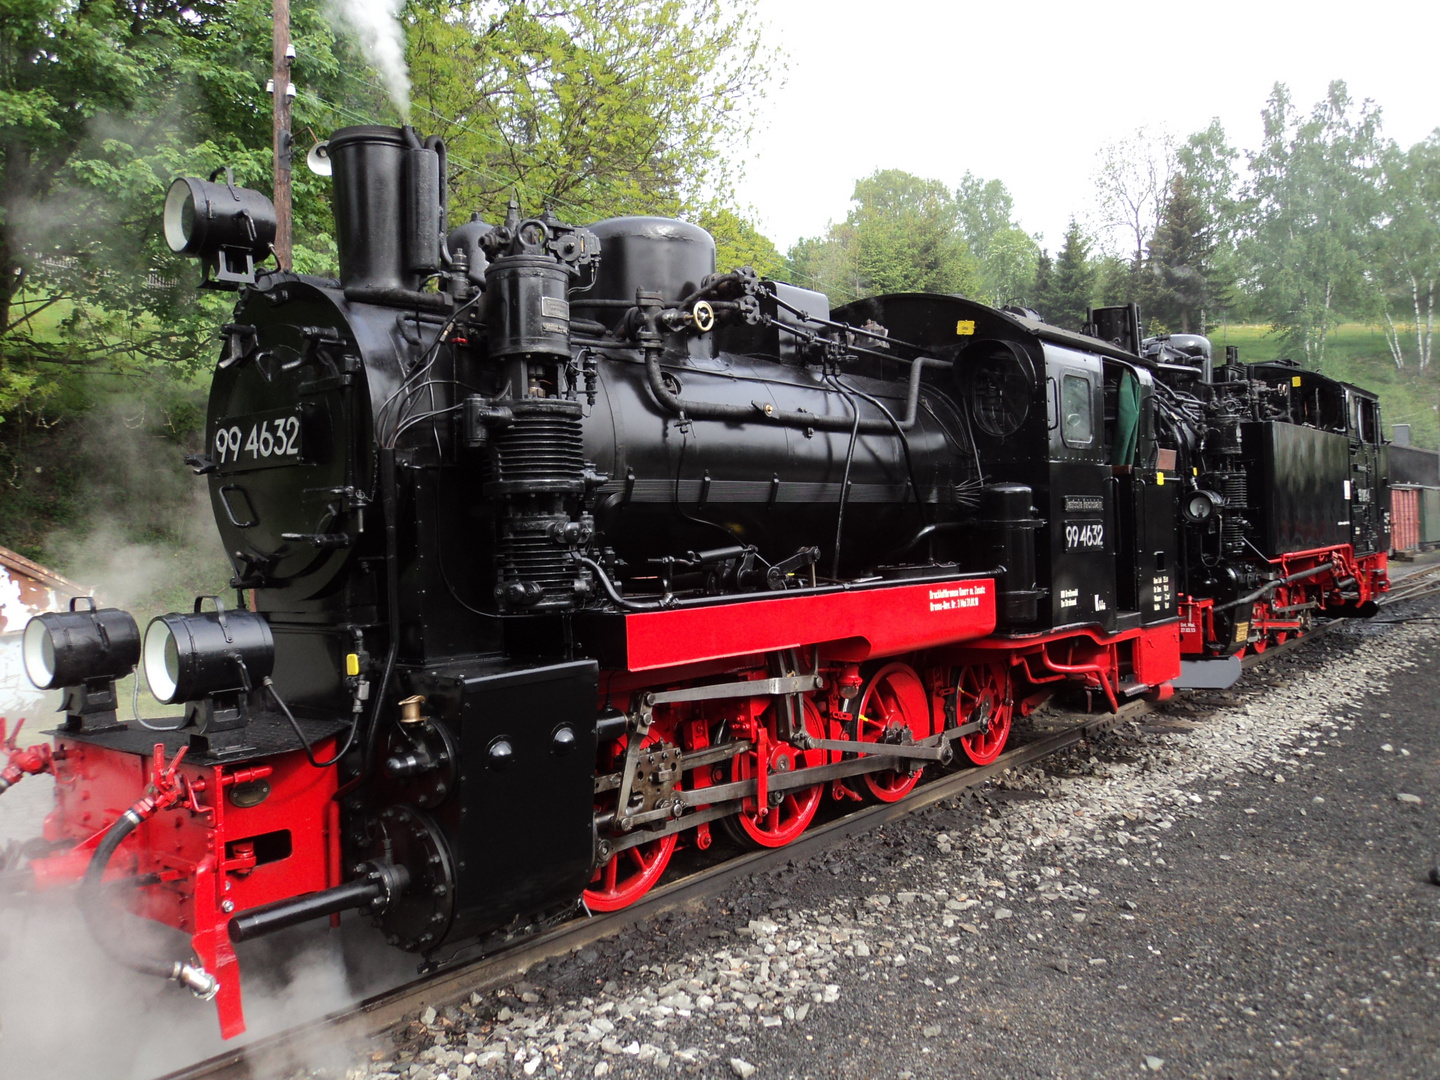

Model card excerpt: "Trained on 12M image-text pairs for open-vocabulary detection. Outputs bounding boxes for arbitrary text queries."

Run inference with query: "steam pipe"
[363,447,404,783]
[344,285,452,313]
[424,135,451,268]
[1212,561,1338,614]
[642,343,950,434]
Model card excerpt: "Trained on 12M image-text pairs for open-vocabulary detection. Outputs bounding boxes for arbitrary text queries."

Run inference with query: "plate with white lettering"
[212,407,304,473]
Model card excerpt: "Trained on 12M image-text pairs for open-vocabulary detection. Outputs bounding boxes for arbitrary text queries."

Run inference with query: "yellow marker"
[1157,471,1165,486]
[1192,467,1199,476]
[956,320,976,336]
[345,653,360,676]
[1292,375,1302,387]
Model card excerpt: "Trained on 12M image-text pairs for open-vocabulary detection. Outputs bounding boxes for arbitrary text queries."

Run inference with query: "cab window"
[1061,374,1094,448]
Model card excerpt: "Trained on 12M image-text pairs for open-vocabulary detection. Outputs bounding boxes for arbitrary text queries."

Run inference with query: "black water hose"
[79,810,167,973]
[265,677,356,769]
[79,807,216,995]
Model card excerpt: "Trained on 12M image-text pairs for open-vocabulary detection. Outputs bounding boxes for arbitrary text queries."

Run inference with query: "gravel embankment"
[321,596,1440,1080]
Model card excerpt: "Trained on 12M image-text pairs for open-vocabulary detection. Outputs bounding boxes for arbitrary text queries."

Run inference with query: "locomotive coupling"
[169,961,221,1002]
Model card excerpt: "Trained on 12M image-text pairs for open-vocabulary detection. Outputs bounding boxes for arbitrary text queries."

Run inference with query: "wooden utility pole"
[272,0,293,270]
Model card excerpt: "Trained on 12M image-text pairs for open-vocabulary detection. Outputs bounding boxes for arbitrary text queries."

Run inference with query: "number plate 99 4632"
[212,408,303,472]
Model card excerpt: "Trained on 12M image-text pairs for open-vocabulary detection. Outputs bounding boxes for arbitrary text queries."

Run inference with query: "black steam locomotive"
[9,125,1388,1037]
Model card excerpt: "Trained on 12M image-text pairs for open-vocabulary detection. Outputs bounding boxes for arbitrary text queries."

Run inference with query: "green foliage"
[1142,173,1218,333]
[954,173,1039,307]
[1095,254,1135,304]
[783,170,980,303]
[403,0,772,225]
[1244,81,1384,371]
[0,0,360,424]
[697,206,782,279]
[1372,133,1440,370]
[1035,219,1096,331]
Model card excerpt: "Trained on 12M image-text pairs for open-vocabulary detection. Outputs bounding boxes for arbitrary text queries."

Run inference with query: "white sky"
[734,0,1440,257]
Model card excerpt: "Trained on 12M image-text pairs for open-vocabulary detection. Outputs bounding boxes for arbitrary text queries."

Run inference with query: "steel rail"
[151,569,1440,1080]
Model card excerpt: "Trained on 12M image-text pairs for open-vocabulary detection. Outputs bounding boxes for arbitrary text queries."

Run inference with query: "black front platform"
[47,710,351,765]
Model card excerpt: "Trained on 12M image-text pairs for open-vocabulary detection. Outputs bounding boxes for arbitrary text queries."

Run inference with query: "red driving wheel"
[854,662,931,802]
[1248,601,1268,654]
[955,662,1014,765]
[583,732,678,911]
[1271,586,1291,646]
[726,697,827,848]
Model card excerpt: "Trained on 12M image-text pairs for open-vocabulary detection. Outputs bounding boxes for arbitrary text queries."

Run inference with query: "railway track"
[156,560,1440,1080]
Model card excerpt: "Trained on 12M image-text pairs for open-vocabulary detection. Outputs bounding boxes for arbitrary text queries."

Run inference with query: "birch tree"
[1092,128,1175,268]
[1374,134,1439,370]
[1245,81,1383,371]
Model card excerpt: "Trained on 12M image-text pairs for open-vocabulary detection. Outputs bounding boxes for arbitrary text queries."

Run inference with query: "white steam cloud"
[327,0,413,122]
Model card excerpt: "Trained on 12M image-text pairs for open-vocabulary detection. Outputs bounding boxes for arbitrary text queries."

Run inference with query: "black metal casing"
[398,659,599,947]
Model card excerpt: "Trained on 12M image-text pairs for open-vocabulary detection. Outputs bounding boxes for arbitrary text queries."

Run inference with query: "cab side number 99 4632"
[212,408,303,472]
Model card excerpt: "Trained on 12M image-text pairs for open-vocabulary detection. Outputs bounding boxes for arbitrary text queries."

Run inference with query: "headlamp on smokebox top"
[144,596,274,757]
[23,597,141,734]
[163,168,277,289]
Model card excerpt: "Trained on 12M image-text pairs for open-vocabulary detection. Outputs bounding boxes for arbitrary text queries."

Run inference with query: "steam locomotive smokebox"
[977,483,1042,625]
[329,125,441,293]
[571,217,715,330]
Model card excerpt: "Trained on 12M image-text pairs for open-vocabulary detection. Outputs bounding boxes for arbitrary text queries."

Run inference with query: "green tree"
[697,206,782,280]
[1245,81,1384,370]
[403,0,772,226]
[983,227,1041,308]
[954,173,1039,306]
[784,170,979,303]
[787,229,863,299]
[0,0,363,419]
[1175,118,1242,318]
[1029,248,1054,315]
[1142,173,1217,333]
[1372,134,1439,370]
[1044,219,1096,331]
[1093,253,1135,310]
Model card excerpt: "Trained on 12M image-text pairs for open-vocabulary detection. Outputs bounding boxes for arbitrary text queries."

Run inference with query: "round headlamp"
[163,171,277,261]
[1184,489,1223,523]
[143,598,275,705]
[23,599,141,691]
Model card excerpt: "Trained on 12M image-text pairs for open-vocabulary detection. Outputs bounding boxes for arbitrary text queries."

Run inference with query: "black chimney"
[328,125,448,309]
